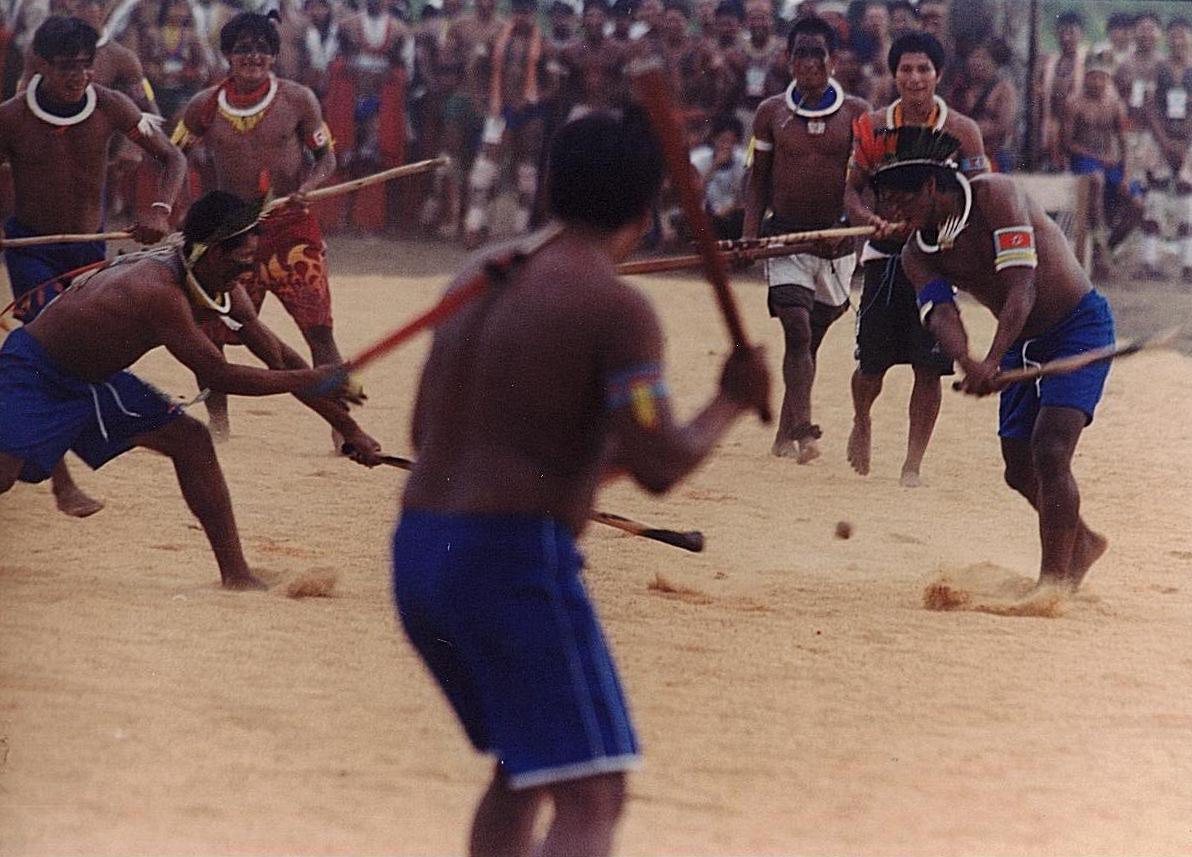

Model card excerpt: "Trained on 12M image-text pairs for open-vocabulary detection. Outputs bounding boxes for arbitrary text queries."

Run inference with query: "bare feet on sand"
[54,484,104,518]
[222,572,269,591]
[1036,530,1108,592]
[847,419,871,475]
[899,468,922,488]
[772,437,821,464]
[1068,528,1109,589]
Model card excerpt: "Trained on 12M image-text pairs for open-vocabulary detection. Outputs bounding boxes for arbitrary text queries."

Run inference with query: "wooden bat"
[631,59,771,422]
[361,451,705,553]
[953,327,1182,392]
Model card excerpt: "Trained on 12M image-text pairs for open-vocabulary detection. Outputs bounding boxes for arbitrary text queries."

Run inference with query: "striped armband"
[170,120,201,152]
[606,363,668,431]
[993,225,1037,271]
[306,121,335,155]
[916,277,956,323]
[960,154,989,173]
[749,135,774,152]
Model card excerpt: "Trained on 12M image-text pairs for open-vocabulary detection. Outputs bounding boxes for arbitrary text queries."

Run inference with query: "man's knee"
[1031,431,1077,479]
[774,305,813,349]
[141,414,214,458]
[550,772,627,822]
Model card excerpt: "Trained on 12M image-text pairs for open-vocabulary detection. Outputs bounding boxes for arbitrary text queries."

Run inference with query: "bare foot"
[54,484,104,518]
[1068,528,1109,589]
[847,419,871,475]
[797,437,821,464]
[332,429,345,455]
[222,572,269,591]
[771,439,800,458]
[899,468,922,488]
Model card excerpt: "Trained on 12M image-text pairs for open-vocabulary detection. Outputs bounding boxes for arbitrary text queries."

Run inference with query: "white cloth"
[765,250,856,307]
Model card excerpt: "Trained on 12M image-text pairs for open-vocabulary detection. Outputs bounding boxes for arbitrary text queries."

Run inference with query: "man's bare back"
[404,233,641,533]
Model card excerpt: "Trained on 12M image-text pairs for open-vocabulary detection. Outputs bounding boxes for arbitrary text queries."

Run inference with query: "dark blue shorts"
[3,217,106,322]
[392,511,641,790]
[0,328,182,482]
[998,290,1115,440]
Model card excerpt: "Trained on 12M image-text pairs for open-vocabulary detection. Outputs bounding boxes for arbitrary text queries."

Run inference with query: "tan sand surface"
[3,238,1192,855]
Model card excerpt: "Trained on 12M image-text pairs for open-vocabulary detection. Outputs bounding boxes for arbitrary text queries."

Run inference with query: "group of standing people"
[1,6,1123,857]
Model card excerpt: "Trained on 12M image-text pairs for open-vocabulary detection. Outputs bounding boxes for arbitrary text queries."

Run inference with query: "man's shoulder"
[277,77,319,104]
[842,94,869,115]
[970,172,1025,211]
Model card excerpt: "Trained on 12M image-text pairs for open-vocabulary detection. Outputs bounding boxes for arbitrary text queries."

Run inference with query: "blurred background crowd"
[2,0,1191,276]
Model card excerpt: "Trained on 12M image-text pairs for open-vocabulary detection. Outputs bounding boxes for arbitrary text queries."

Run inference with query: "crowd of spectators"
[1,0,1192,276]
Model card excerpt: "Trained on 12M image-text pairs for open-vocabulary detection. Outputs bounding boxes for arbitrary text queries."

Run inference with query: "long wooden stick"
[365,451,705,553]
[0,230,133,249]
[305,225,563,398]
[268,156,450,211]
[632,60,771,423]
[618,241,828,275]
[717,224,875,251]
[954,327,1182,392]
[0,160,449,251]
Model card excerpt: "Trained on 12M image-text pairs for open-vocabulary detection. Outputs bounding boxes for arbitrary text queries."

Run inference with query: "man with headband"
[173,11,344,444]
[0,15,186,517]
[873,126,1114,591]
[843,31,986,488]
[0,191,383,591]
[742,15,868,463]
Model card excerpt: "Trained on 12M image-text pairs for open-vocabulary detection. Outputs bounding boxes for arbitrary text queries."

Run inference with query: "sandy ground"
[3,236,1192,856]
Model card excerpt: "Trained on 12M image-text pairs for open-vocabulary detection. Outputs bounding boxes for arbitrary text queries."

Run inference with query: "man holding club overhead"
[742,15,869,463]
[873,125,1114,591]
[391,109,769,856]
[173,11,345,443]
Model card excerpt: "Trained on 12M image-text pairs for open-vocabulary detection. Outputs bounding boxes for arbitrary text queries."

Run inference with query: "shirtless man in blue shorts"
[0,191,382,590]
[0,16,186,516]
[391,111,770,855]
[872,127,1113,590]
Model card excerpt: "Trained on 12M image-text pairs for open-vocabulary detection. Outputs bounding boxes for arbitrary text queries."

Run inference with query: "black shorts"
[768,284,849,354]
[854,256,954,376]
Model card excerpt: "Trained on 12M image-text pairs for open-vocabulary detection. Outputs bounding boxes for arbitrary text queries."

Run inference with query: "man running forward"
[392,111,769,856]
[0,191,382,590]
[742,15,868,462]
[173,11,343,443]
[0,15,186,517]
[872,127,1113,591]
[843,31,986,487]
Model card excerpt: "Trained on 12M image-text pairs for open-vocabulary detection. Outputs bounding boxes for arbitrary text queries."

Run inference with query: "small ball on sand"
[834,520,853,540]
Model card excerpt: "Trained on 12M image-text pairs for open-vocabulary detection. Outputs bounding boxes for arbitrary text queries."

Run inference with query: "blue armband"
[916,277,955,323]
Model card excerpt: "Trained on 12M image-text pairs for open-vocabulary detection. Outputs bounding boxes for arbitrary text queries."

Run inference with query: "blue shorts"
[0,328,182,482]
[998,290,1115,440]
[392,511,641,790]
[3,217,106,322]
